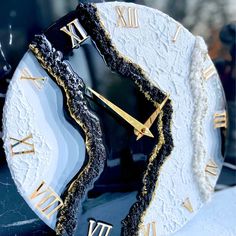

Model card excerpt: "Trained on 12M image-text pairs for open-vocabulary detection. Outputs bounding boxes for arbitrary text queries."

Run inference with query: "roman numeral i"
[10,134,35,157]
[29,181,63,219]
[60,18,88,48]
[87,219,112,236]
[116,6,139,28]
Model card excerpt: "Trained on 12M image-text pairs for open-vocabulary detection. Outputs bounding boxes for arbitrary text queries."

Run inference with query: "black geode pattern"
[29,35,106,236]
[76,3,173,236]
[30,3,173,236]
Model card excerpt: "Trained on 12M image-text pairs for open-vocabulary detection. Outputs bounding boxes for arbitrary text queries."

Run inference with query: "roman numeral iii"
[214,110,227,128]
[60,18,88,48]
[87,219,113,236]
[10,133,35,156]
[116,6,139,28]
[29,181,63,219]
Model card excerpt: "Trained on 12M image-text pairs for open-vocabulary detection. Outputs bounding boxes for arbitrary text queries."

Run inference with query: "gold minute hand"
[87,87,154,138]
[135,94,170,141]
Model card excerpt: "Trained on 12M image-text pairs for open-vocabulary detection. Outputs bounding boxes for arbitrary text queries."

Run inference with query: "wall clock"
[2,2,227,236]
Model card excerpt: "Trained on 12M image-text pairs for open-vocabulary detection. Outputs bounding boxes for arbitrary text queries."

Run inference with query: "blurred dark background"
[0,0,235,235]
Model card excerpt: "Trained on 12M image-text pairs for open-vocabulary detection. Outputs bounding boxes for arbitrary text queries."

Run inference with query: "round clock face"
[2,2,227,236]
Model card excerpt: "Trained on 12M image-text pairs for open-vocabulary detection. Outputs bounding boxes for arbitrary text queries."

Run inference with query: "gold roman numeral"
[60,18,88,48]
[21,68,46,90]
[205,160,218,176]
[203,65,216,80]
[182,198,194,213]
[10,133,35,156]
[214,110,227,128]
[29,181,63,219]
[87,219,112,236]
[116,6,139,28]
[141,222,157,236]
[172,24,182,42]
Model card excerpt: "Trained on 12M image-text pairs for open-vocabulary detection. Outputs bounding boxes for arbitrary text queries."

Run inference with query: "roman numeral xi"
[60,19,88,48]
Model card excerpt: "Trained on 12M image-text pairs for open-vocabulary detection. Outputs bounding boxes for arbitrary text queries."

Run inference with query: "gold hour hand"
[87,87,154,138]
[135,94,170,140]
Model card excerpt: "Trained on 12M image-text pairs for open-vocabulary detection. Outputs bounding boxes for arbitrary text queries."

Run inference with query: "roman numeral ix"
[29,181,64,219]
[87,219,113,236]
[10,133,35,156]
[60,18,88,48]
[116,6,139,28]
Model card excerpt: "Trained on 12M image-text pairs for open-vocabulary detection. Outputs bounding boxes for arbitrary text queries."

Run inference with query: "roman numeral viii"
[10,134,35,157]
[29,181,63,219]
[116,6,139,28]
[87,219,112,236]
[60,18,88,48]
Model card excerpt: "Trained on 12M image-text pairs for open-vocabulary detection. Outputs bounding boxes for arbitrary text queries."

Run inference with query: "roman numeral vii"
[87,219,112,236]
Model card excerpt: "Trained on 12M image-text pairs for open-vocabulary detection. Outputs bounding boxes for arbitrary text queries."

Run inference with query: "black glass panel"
[64,38,159,235]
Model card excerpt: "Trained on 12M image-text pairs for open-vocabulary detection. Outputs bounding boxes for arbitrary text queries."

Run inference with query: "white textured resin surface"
[174,187,236,236]
[3,52,85,228]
